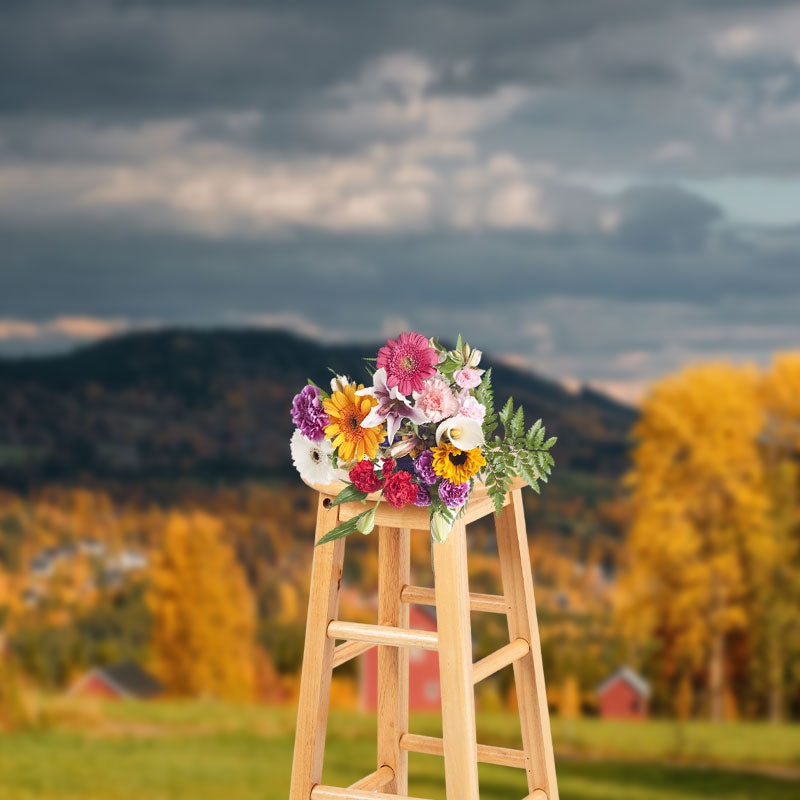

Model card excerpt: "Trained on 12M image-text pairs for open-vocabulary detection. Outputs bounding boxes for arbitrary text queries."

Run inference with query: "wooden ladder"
[289,481,559,800]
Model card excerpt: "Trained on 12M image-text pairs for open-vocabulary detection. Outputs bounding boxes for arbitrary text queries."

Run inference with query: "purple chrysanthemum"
[291,384,329,442]
[438,479,470,509]
[414,450,437,485]
[413,484,432,507]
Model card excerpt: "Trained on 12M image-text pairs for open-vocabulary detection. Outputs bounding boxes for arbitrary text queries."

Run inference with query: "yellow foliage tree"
[757,353,800,722]
[617,364,769,720]
[149,511,255,701]
[560,674,581,719]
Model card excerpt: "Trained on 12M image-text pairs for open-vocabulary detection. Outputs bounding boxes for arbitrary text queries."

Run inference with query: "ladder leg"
[290,496,347,800]
[495,489,559,800]
[377,526,410,794]
[433,519,480,800]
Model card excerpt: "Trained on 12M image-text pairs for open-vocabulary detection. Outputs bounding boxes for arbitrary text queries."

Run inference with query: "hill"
[0,329,635,489]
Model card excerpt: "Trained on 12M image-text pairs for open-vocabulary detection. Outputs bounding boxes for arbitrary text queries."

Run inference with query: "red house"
[70,661,163,700]
[362,605,441,711]
[596,666,650,719]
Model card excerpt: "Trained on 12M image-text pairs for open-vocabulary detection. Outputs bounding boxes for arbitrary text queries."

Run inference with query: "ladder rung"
[332,640,374,668]
[400,584,507,614]
[472,637,530,684]
[399,732,527,769]
[348,765,394,790]
[327,620,438,651]
[311,787,430,800]
[524,791,548,800]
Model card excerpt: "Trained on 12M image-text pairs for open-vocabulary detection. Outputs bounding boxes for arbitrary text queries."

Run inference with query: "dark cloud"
[0,0,799,399]
[614,186,723,253]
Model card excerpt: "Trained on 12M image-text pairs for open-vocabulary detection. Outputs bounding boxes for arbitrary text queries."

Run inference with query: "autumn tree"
[617,364,769,720]
[149,511,255,701]
[756,353,800,722]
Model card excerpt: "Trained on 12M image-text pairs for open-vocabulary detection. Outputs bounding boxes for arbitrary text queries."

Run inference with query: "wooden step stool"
[290,478,558,800]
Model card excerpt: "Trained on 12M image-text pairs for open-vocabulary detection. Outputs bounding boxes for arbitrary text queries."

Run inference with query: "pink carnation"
[457,392,486,423]
[454,367,482,389]
[415,376,458,423]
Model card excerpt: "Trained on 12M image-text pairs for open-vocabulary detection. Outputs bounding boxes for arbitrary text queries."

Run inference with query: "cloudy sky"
[2,0,800,401]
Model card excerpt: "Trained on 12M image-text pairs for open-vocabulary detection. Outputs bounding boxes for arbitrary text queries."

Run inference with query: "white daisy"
[290,430,336,485]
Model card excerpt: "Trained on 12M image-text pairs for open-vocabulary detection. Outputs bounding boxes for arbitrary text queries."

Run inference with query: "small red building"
[362,605,441,711]
[70,661,163,700]
[596,666,650,719]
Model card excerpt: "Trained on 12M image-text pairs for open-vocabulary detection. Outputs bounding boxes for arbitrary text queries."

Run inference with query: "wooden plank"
[334,477,524,530]
[327,620,438,651]
[432,518,480,800]
[399,584,507,614]
[377,526,410,794]
[311,786,430,800]
[337,499,431,531]
[463,490,511,524]
[399,732,526,769]
[289,496,347,800]
[472,637,530,684]
[332,640,374,669]
[348,765,395,791]
[303,474,526,502]
[495,489,559,800]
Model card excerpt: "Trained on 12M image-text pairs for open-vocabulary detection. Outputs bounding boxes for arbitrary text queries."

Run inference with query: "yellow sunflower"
[323,383,384,462]
[431,442,486,483]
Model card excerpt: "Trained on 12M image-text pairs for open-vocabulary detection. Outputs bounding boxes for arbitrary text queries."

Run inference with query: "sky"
[1,0,800,403]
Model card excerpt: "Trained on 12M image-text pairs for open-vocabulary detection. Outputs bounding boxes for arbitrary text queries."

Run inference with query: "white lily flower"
[435,415,484,450]
[355,367,427,443]
[330,374,350,393]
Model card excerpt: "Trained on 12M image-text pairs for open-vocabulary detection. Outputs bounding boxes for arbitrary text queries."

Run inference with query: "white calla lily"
[435,415,484,450]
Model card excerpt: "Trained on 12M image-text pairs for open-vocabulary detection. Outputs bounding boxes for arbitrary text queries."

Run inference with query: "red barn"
[70,661,163,700]
[596,666,650,719]
[362,605,441,711]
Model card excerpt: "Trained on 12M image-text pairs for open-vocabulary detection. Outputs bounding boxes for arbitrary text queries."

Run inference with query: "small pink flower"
[415,376,458,423]
[457,392,486,423]
[454,367,482,389]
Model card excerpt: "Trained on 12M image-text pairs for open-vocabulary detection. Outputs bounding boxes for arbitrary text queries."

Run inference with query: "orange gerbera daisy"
[323,383,384,462]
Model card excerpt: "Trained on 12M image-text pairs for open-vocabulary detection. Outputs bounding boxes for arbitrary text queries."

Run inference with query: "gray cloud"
[1,0,799,400]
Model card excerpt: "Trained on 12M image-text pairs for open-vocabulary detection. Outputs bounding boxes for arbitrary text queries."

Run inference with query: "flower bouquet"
[290,332,556,546]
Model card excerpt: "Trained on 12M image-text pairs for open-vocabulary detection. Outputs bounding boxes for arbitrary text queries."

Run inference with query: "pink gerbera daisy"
[376,331,438,395]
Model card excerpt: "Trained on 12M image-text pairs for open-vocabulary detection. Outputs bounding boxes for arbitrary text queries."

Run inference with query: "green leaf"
[330,484,369,507]
[474,368,496,440]
[510,405,525,440]
[499,397,514,425]
[542,436,557,450]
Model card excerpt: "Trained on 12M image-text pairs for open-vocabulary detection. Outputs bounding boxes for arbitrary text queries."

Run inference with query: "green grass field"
[0,701,798,800]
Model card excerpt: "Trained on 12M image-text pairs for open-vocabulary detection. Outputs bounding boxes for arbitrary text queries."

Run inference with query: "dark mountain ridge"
[0,329,635,489]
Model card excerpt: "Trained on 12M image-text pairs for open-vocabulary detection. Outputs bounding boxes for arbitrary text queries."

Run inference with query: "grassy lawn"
[0,701,797,800]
